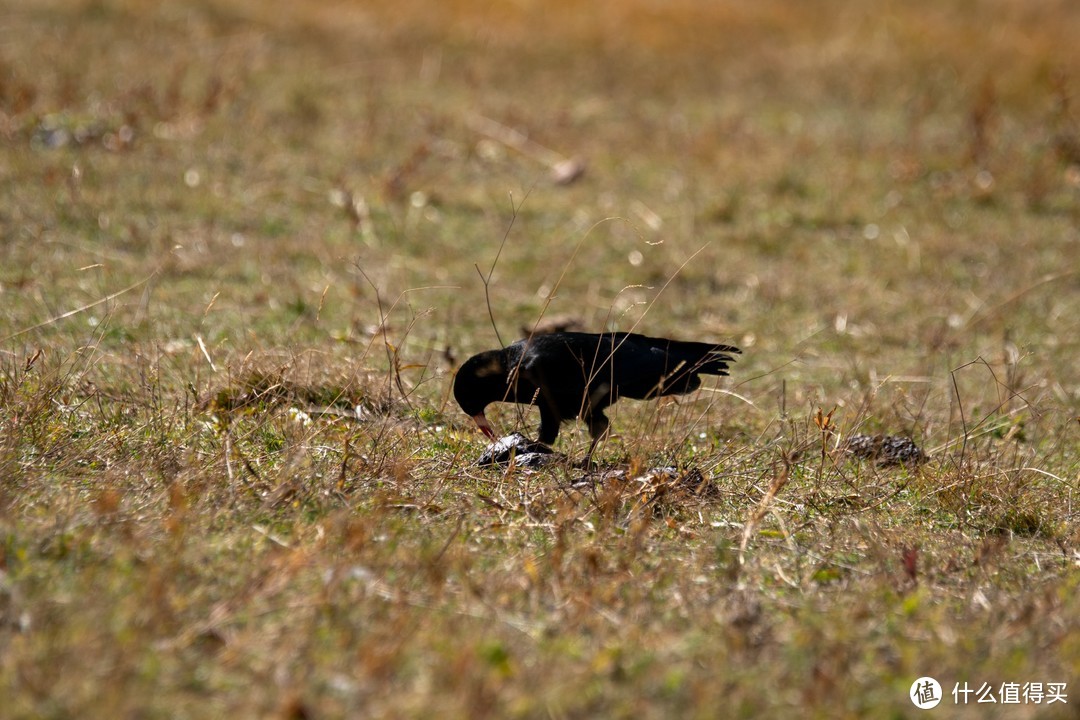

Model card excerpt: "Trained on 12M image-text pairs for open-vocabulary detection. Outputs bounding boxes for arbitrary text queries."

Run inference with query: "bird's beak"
[471,413,497,440]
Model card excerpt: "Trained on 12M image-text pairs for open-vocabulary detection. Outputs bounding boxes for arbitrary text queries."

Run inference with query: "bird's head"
[453,349,508,440]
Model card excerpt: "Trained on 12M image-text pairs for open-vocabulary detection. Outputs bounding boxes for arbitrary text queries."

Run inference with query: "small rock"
[846,434,928,466]
[551,157,586,185]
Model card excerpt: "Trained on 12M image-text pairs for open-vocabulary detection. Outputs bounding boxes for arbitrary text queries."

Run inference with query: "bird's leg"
[537,402,560,447]
[581,412,610,469]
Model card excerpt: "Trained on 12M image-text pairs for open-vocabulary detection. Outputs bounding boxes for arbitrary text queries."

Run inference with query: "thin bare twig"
[475,190,530,348]
[353,262,410,404]
[2,269,159,342]
[738,456,791,568]
[524,215,626,342]
[468,114,585,185]
[965,270,1078,330]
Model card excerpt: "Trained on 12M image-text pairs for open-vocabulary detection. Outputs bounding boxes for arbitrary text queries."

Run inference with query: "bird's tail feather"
[672,341,741,376]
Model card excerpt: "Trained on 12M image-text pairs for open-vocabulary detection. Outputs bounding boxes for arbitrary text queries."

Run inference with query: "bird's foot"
[574,453,597,471]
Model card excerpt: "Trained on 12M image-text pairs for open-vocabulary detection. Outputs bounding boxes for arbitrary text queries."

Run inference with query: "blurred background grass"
[4,0,1078,386]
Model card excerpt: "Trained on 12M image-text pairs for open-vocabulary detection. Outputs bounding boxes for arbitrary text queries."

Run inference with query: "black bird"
[453,332,740,459]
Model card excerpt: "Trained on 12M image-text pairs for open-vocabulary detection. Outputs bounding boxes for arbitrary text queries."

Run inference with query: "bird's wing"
[602,334,684,396]
[605,333,736,397]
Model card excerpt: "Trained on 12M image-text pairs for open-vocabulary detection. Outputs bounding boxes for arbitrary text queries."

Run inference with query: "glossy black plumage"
[453,332,740,450]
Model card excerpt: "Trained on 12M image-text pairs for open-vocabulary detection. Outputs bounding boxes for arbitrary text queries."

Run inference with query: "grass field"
[2,0,1079,717]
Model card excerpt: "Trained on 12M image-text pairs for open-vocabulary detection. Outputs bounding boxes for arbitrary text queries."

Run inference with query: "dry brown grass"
[2,0,1079,717]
